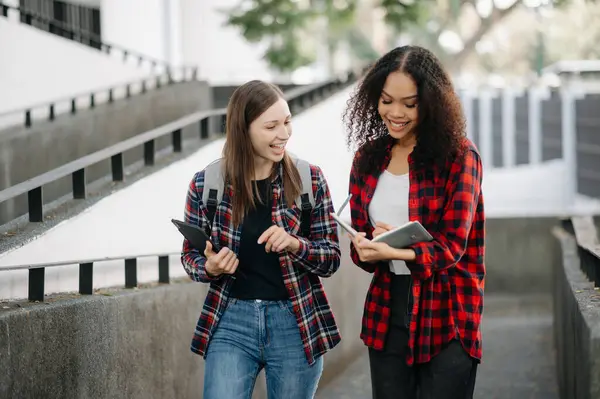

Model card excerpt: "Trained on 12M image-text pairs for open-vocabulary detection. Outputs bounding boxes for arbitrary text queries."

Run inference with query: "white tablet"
[330,212,359,237]
[372,221,433,248]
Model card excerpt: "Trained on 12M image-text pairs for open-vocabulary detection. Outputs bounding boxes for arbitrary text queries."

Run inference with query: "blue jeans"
[203,298,324,399]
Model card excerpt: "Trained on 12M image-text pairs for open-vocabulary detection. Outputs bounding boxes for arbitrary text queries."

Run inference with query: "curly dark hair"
[343,45,466,176]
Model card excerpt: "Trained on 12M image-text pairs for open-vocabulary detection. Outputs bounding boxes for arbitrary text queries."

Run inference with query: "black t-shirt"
[229,178,288,300]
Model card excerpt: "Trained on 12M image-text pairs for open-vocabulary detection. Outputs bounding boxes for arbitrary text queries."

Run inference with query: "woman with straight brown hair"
[180,80,342,398]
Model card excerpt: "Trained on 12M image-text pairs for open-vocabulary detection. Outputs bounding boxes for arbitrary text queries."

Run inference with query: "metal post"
[28,187,43,222]
[28,268,45,301]
[125,258,137,288]
[172,129,182,152]
[501,87,518,168]
[111,153,124,182]
[200,118,209,139]
[158,256,170,284]
[460,89,474,141]
[144,140,155,166]
[560,82,585,210]
[528,86,550,164]
[79,262,94,295]
[478,88,495,169]
[72,168,86,199]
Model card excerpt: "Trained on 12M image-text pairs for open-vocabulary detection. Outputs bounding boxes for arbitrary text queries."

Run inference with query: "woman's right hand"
[204,241,239,277]
[373,222,394,238]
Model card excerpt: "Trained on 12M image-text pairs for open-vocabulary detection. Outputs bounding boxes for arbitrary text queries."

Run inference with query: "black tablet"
[171,219,211,253]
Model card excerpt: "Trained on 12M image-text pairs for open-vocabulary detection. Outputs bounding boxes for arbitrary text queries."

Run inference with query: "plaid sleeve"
[406,149,483,280]
[289,165,341,277]
[348,151,377,273]
[180,171,222,283]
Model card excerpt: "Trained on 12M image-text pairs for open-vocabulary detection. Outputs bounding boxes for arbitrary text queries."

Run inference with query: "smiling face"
[378,70,419,142]
[249,97,292,166]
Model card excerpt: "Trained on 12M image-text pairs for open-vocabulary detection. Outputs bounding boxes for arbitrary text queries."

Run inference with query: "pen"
[337,194,352,216]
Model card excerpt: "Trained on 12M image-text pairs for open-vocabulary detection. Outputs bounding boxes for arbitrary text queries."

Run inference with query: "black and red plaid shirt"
[349,137,485,365]
[181,161,341,366]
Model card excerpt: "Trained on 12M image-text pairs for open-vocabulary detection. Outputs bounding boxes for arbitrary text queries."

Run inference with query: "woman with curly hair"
[344,45,485,398]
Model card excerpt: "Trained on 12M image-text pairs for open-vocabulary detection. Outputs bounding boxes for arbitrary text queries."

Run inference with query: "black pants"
[368,275,478,399]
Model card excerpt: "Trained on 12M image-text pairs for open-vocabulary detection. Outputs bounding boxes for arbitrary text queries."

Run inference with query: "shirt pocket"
[422,195,445,224]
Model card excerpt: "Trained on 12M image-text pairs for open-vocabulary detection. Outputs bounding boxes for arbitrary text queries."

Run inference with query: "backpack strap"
[201,156,316,238]
[292,157,315,238]
[201,159,225,226]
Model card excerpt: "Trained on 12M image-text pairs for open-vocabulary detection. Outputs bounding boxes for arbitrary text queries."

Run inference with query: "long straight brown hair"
[222,80,303,226]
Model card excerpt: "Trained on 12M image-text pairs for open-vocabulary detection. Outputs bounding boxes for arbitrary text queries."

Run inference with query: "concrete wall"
[553,226,600,399]
[210,83,301,109]
[484,217,558,294]
[0,233,371,399]
[1,208,585,398]
[0,80,212,225]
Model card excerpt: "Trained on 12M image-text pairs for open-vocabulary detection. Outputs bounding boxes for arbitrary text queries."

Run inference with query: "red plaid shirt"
[349,137,485,365]
[181,161,341,366]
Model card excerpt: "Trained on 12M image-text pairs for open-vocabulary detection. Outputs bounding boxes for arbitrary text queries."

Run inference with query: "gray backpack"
[201,156,315,237]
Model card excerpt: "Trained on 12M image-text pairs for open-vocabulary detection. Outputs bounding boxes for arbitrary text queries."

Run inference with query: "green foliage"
[223,0,313,71]
[264,32,316,71]
[379,0,429,30]
[226,0,312,43]
[223,0,427,71]
[346,27,381,62]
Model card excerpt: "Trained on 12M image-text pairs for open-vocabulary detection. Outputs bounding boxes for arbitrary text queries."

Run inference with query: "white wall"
[179,0,277,84]
[0,19,155,128]
[75,0,295,84]
[100,0,168,64]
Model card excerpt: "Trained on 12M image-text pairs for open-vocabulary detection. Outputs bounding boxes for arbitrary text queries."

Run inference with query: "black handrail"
[0,251,179,302]
[0,69,196,129]
[0,73,358,302]
[0,72,356,223]
[571,216,600,288]
[0,1,198,129]
[0,69,362,303]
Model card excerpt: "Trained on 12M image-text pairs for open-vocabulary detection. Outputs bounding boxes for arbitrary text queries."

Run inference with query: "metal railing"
[459,84,600,201]
[0,1,198,129]
[0,70,359,302]
[0,70,197,130]
[1,252,179,302]
[570,216,600,288]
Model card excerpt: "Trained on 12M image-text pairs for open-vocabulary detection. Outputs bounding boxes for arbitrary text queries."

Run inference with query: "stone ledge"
[552,226,600,399]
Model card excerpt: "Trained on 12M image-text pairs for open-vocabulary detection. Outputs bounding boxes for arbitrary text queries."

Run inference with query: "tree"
[223,0,316,72]
[399,0,524,74]
[396,0,597,74]
[223,0,425,73]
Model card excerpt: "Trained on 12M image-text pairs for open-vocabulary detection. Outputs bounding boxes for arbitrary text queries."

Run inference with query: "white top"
[368,170,410,275]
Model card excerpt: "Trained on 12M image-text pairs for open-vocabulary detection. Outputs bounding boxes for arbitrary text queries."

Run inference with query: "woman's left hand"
[350,233,394,263]
[258,226,300,253]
